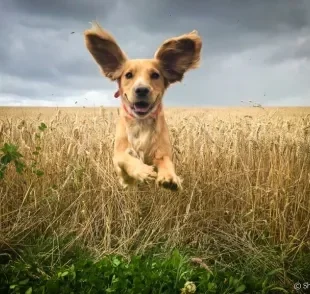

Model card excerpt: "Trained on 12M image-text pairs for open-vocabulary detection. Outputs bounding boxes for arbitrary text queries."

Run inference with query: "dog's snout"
[135,87,150,98]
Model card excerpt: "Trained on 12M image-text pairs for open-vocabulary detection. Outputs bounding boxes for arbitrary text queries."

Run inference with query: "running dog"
[84,22,202,191]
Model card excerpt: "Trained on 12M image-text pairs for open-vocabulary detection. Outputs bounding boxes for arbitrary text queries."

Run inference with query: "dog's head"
[84,22,202,118]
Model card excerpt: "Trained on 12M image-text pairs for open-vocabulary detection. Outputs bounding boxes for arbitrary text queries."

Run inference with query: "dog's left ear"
[154,31,202,84]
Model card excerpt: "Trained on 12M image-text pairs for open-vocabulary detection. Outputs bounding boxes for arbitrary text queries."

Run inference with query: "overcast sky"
[0,0,309,107]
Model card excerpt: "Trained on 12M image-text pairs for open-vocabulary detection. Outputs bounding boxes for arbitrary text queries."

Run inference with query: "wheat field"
[0,106,309,271]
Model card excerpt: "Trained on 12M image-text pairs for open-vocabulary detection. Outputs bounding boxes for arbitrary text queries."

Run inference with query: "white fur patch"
[126,118,157,163]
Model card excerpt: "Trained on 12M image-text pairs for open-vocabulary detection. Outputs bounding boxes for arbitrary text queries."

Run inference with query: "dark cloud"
[111,0,310,57]
[0,0,309,106]
[266,36,310,64]
[123,0,310,33]
[3,0,118,22]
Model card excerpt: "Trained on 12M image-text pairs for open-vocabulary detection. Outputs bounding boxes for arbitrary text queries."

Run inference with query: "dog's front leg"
[113,126,157,188]
[113,149,157,187]
[153,154,182,191]
[152,120,182,191]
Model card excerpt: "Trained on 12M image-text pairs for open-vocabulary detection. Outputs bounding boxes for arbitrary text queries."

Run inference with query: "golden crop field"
[0,106,309,269]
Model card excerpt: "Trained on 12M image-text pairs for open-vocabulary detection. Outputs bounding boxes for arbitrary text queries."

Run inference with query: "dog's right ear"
[84,22,127,81]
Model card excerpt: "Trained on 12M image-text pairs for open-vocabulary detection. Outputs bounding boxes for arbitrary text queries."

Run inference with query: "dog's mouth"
[131,101,152,116]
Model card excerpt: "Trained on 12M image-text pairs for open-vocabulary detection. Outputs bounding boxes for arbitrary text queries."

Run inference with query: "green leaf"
[269,287,288,293]
[1,143,17,153]
[9,284,17,289]
[208,282,217,290]
[14,160,25,174]
[19,278,29,285]
[25,287,33,294]
[0,167,6,179]
[112,257,121,267]
[235,284,246,293]
[267,268,283,276]
[111,275,119,284]
[15,152,23,158]
[170,248,182,267]
[1,154,11,165]
[35,170,44,177]
[229,276,234,287]
[61,271,69,277]
[39,123,47,131]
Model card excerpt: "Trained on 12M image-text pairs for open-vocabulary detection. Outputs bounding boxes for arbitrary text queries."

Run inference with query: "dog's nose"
[135,87,150,98]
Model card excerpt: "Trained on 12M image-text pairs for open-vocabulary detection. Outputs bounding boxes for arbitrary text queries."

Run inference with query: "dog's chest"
[127,119,156,161]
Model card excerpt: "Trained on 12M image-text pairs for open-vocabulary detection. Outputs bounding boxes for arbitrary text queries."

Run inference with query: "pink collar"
[114,79,121,98]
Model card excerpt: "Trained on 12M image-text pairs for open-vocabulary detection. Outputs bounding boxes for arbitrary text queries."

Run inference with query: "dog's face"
[119,59,166,117]
[84,22,202,118]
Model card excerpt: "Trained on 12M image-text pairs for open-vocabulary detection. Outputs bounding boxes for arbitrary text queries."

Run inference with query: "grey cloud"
[1,74,84,98]
[3,0,118,23]
[0,18,114,97]
[0,24,90,79]
[266,36,310,64]
[0,0,309,106]
[123,0,310,33]
[114,0,310,54]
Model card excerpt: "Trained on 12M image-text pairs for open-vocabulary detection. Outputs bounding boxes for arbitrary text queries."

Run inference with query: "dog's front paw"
[133,164,157,183]
[156,172,182,191]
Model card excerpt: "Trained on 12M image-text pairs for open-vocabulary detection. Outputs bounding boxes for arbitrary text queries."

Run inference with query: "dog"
[84,22,202,191]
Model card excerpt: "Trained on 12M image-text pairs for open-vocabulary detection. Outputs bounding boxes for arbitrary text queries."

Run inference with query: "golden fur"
[84,21,202,191]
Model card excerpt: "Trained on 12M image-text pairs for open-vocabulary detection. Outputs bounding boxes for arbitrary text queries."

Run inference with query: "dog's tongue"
[134,103,149,113]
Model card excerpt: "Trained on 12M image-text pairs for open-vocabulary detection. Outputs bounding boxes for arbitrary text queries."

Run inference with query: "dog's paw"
[156,172,182,191]
[118,178,129,189]
[133,164,157,183]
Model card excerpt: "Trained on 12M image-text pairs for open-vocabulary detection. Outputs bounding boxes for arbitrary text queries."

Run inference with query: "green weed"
[0,244,288,294]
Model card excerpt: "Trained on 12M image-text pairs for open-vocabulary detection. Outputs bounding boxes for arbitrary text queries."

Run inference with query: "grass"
[0,241,290,294]
[0,106,310,293]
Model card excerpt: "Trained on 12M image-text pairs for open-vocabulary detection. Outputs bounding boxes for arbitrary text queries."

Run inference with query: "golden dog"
[84,22,202,191]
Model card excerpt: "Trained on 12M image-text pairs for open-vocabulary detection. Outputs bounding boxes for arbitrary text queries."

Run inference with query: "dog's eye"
[125,72,133,79]
[151,72,160,79]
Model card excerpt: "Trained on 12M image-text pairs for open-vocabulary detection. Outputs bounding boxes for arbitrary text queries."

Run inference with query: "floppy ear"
[84,21,128,81]
[154,30,202,84]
